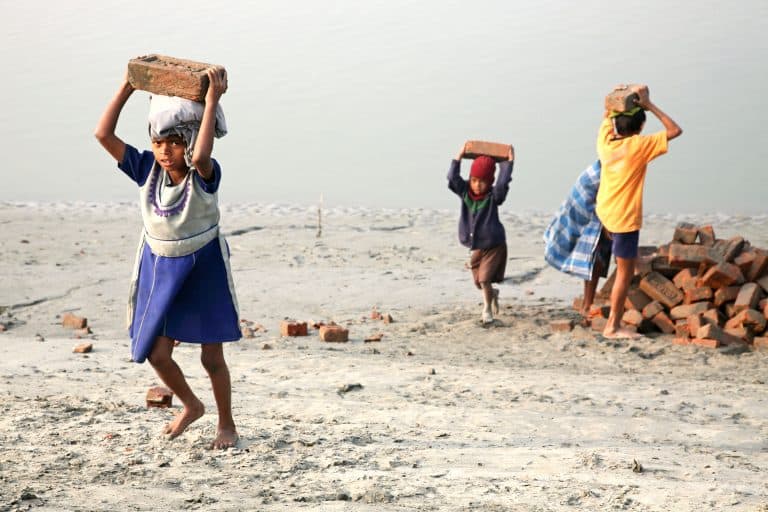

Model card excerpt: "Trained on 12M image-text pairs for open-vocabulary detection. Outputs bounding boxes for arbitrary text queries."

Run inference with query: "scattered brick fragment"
[320,325,349,342]
[550,319,574,332]
[73,343,93,353]
[146,386,173,408]
[62,312,87,329]
[280,320,308,337]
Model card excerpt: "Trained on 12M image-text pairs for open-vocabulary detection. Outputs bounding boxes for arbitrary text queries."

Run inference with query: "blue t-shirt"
[118,144,221,194]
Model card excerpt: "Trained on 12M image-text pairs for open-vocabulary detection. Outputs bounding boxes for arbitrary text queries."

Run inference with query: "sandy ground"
[1,202,767,511]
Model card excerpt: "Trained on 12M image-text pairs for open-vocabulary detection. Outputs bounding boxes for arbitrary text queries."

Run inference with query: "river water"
[2,0,767,213]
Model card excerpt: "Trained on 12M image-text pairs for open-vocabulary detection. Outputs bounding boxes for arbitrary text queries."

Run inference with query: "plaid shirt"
[543,161,603,280]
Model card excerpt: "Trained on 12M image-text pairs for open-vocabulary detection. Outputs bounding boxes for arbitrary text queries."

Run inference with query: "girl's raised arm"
[94,76,134,163]
[191,67,227,179]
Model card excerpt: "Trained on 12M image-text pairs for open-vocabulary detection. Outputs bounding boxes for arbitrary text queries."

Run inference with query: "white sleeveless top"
[138,163,220,257]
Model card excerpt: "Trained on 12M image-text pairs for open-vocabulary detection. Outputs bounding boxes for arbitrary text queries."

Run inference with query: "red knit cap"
[470,155,496,183]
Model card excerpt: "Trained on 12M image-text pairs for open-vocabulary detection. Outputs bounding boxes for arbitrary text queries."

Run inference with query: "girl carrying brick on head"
[94,67,240,449]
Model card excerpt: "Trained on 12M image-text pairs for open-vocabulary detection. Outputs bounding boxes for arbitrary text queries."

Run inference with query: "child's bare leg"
[201,343,238,449]
[480,282,495,323]
[147,336,205,438]
[603,256,640,339]
[581,259,604,318]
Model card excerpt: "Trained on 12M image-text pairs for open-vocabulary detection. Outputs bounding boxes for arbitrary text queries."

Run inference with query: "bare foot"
[602,326,642,339]
[163,401,205,439]
[210,427,239,450]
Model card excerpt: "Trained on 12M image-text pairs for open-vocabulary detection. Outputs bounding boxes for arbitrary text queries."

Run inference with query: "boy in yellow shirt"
[596,84,682,339]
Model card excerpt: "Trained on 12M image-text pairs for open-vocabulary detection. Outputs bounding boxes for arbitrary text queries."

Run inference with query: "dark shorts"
[470,243,507,289]
[594,230,612,277]
[610,230,640,259]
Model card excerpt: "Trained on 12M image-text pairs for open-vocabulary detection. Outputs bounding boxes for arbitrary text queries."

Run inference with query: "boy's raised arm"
[94,75,134,163]
[191,67,227,180]
[634,86,682,141]
[644,101,682,141]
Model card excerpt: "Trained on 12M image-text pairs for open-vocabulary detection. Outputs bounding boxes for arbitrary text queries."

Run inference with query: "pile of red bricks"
[583,222,768,349]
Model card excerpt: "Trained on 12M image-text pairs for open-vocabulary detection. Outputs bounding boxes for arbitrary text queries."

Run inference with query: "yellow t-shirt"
[595,117,668,233]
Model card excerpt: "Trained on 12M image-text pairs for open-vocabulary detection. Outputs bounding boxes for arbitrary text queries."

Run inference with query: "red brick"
[684,287,713,305]
[319,325,349,342]
[61,312,87,329]
[697,225,716,246]
[72,343,93,353]
[463,140,512,161]
[724,302,739,318]
[725,309,766,334]
[733,250,756,277]
[691,338,720,349]
[642,300,665,319]
[758,275,768,294]
[673,268,698,289]
[723,237,746,262]
[700,262,744,289]
[146,386,173,408]
[280,321,308,337]
[686,314,705,336]
[635,256,653,276]
[724,326,754,343]
[550,319,574,332]
[673,337,692,346]
[605,84,643,112]
[705,239,729,265]
[753,337,768,349]
[622,309,644,327]
[734,283,762,314]
[674,319,690,338]
[697,323,747,346]
[702,308,725,327]
[669,243,710,268]
[127,54,221,102]
[713,286,741,307]
[748,251,768,281]
[589,304,611,319]
[639,272,684,308]
[651,256,680,278]
[669,302,711,321]
[624,288,652,311]
[672,222,699,244]
[651,311,676,334]
[572,296,584,312]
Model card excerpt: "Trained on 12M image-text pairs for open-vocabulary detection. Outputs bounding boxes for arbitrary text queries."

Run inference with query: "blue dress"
[119,145,241,363]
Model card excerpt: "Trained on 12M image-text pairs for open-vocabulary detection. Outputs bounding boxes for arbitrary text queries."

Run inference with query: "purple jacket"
[447,159,514,249]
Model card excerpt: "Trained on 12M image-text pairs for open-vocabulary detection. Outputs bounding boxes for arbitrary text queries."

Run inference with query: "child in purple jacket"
[447,143,515,325]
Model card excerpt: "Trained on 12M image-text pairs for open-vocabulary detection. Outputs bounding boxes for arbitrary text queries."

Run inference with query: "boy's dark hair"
[614,109,646,136]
